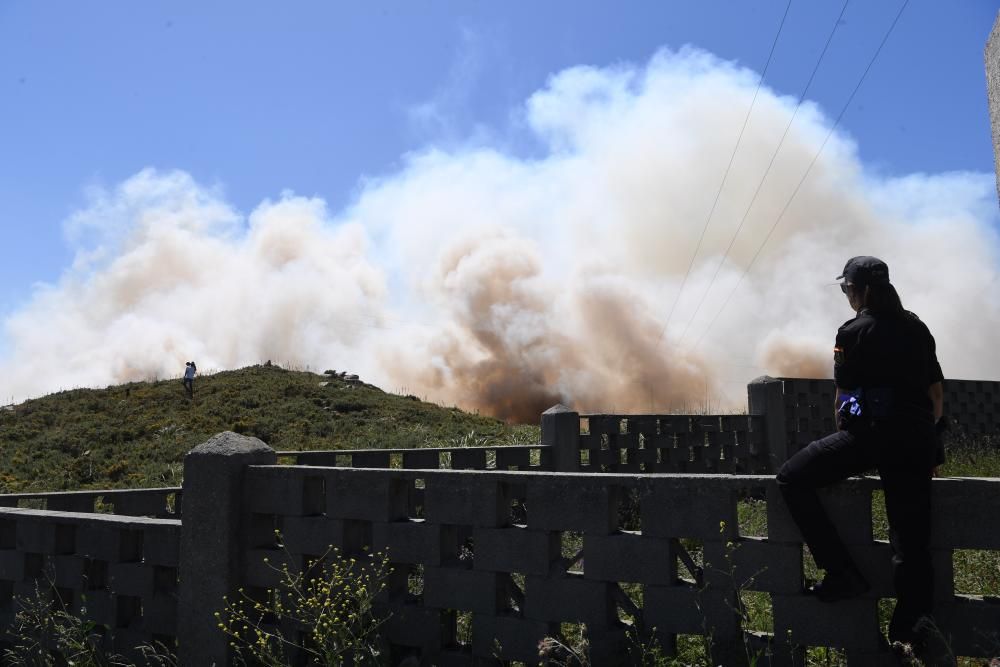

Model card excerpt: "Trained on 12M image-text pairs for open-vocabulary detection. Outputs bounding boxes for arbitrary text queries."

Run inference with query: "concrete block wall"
[282,444,551,472]
[235,463,1000,665]
[0,487,182,519]
[778,377,1000,456]
[0,507,181,660]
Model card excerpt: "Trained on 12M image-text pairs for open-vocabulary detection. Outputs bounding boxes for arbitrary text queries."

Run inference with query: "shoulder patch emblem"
[834,347,845,364]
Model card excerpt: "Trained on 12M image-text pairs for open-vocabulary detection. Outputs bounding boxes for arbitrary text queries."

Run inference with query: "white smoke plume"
[3,47,999,422]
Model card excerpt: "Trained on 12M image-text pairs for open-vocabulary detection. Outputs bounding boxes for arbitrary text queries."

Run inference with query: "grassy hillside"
[0,364,537,493]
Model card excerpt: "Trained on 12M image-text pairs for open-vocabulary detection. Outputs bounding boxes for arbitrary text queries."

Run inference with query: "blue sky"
[2,2,1000,410]
[1,0,997,318]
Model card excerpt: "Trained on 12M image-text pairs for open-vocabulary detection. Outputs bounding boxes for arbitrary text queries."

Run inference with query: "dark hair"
[864,283,904,316]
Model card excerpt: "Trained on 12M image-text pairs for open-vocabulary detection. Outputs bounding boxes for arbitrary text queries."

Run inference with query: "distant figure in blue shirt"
[183,361,197,398]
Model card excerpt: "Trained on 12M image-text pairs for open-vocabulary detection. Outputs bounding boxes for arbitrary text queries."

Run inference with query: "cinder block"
[141,526,180,567]
[474,527,557,575]
[144,594,177,635]
[0,550,24,580]
[46,554,86,588]
[525,477,619,533]
[495,447,530,470]
[472,613,554,663]
[243,467,311,515]
[81,589,115,625]
[424,567,503,614]
[452,448,487,470]
[373,520,442,565]
[402,450,439,469]
[582,533,673,584]
[76,525,135,562]
[15,518,57,553]
[325,470,408,522]
[641,478,738,540]
[351,450,391,468]
[772,594,881,651]
[281,516,359,555]
[523,573,616,627]
[932,478,1000,549]
[378,602,447,649]
[109,562,153,597]
[112,491,170,518]
[731,538,802,594]
[643,582,703,635]
[935,594,1000,658]
[424,476,506,527]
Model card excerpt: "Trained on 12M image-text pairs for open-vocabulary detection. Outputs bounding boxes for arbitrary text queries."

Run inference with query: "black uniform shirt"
[833,308,943,427]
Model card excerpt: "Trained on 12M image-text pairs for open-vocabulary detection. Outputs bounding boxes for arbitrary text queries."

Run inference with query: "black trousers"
[776,429,933,641]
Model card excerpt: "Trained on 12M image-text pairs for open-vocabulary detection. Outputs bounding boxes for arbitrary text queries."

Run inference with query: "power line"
[674,0,850,346]
[690,0,911,352]
[656,0,794,342]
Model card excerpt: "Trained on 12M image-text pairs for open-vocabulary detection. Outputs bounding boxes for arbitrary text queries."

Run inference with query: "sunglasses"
[840,283,850,294]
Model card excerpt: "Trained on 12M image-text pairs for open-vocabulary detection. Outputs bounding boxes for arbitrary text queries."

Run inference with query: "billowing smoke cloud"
[3,47,999,422]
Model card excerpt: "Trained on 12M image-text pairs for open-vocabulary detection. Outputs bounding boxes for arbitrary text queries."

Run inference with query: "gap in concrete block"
[617,488,641,533]
[529,448,542,467]
[600,434,610,451]
[638,432,646,450]
[580,417,590,435]
[804,646,846,664]
[335,454,351,467]
[801,544,821,584]
[54,586,74,612]
[619,418,628,435]
[439,451,452,469]
[95,495,113,514]
[249,513,281,548]
[737,490,768,538]
[871,490,889,541]
[738,590,773,634]
[115,594,142,629]
[878,597,896,639]
[407,564,424,601]
[673,634,708,662]
[153,565,177,596]
[555,622,587,660]
[389,452,403,469]
[561,532,584,574]
[509,497,527,526]
[953,550,1000,596]
[458,532,474,568]
[615,582,642,624]
[23,552,43,578]
[619,448,628,466]
[54,523,76,555]
[0,580,14,610]
[408,479,424,520]
[452,609,473,646]
[676,539,704,584]
[508,572,526,614]
[302,476,325,516]
[84,558,108,590]
[580,449,591,466]
[0,518,14,549]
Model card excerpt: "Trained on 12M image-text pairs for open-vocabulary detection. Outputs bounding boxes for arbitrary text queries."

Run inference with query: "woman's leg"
[880,467,933,643]
[776,430,878,574]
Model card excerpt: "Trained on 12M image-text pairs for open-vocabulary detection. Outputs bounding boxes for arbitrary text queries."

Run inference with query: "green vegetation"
[0,364,537,493]
[218,535,391,666]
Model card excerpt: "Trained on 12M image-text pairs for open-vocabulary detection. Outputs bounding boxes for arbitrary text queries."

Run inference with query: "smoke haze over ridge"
[3,47,999,422]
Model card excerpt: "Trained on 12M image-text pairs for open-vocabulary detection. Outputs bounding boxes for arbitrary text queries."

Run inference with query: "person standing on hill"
[183,361,197,398]
[776,256,945,652]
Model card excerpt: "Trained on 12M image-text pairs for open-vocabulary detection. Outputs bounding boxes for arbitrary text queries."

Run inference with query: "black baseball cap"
[836,256,890,286]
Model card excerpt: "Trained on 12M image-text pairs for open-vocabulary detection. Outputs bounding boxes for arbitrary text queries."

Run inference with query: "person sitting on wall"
[183,361,197,398]
[775,256,946,653]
